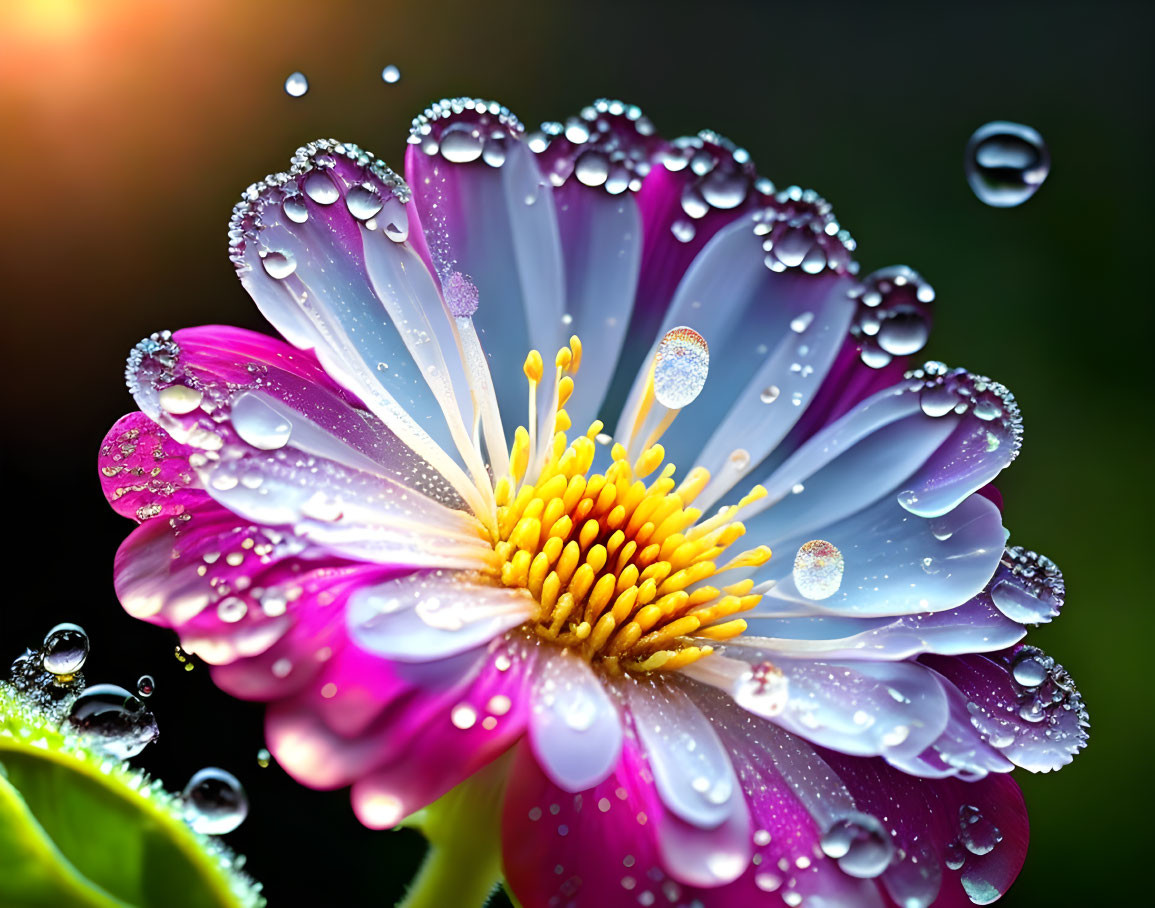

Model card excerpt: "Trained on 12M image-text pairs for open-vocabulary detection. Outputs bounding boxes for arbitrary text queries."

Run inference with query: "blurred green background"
[1,0,1150,904]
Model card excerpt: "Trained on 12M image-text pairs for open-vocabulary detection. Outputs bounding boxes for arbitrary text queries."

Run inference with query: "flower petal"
[346,569,535,663]
[98,412,203,522]
[749,493,1006,619]
[405,99,566,434]
[924,647,1089,773]
[528,649,623,793]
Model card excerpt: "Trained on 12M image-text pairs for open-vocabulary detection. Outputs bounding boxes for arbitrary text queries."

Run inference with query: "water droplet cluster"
[965,644,1088,773]
[753,186,856,275]
[408,97,523,167]
[904,361,1023,461]
[662,130,759,243]
[229,138,411,273]
[529,99,657,194]
[965,121,1050,208]
[849,265,935,368]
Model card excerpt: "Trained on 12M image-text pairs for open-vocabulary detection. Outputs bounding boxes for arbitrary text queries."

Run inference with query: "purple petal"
[924,647,1089,773]
[98,411,203,522]
[987,545,1065,624]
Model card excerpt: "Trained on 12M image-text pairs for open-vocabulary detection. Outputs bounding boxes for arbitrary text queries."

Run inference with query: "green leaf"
[0,684,263,908]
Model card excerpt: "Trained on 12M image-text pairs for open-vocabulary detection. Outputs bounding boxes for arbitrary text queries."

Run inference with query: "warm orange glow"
[5,0,93,42]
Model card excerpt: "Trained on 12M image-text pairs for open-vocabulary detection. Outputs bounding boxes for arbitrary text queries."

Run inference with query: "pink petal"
[98,412,205,522]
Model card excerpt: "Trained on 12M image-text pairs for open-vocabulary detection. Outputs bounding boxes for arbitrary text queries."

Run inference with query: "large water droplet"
[439,125,483,164]
[182,767,249,835]
[260,250,297,280]
[346,184,383,221]
[820,812,894,879]
[42,623,89,677]
[158,383,204,415]
[1011,650,1048,687]
[574,150,609,187]
[66,684,159,759]
[381,196,410,243]
[231,393,292,450]
[381,64,401,84]
[958,805,1003,856]
[283,196,308,224]
[303,171,339,205]
[652,327,709,409]
[283,72,308,97]
[965,121,1050,208]
[793,540,844,601]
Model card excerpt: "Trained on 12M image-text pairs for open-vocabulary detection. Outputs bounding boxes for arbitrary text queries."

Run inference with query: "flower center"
[491,338,770,674]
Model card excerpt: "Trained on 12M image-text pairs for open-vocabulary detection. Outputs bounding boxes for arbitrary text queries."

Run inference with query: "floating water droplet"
[759,385,780,404]
[303,171,339,205]
[381,64,401,84]
[439,125,483,164]
[652,327,709,409]
[792,540,844,600]
[965,121,1050,208]
[66,684,159,759]
[283,72,308,98]
[346,184,383,221]
[820,812,894,879]
[260,250,297,280]
[42,623,89,677]
[256,747,271,768]
[136,675,155,698]
[182,767,249,835]
[231,393,292,450]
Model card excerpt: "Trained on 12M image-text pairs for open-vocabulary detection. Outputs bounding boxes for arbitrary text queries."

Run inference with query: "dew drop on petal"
[965,121,1050,208]
[303,171,339,205]
[1011,650,1048,688]
[136,674,155,698]
[42,623,89,676]
[345,184,383,221]
[259,250,297,280]
[283,72,308,98]
[231,393,292,450]
[760,385,780,404]
[182,767,249,835]
[819,812,895,879]
[792,540,844,601]
[65,684,159,760]
[283,196,308,224]
[381,64,401,84]
[439,125,484,164]
[158,383,204,415]
[652,327,709,409]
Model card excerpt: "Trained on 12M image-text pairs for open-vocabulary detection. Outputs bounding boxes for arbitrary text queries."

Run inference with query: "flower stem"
[396,756,509,908]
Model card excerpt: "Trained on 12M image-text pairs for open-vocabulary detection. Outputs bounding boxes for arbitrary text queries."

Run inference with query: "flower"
[99,97,1087,907]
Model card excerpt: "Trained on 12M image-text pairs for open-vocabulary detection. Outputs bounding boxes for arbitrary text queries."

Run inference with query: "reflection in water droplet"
[136,675,155,698]
[819,812,894,879]
[440,126,483,164]
[182,767,249,835]
[283,72,308,98]
[793,540,844,600]
[66,684,159,759]
[304,171,339,205]
[283,196,308,224]
[965,121,1050,208]
[652,327,709,409]
[42,623,89,676]
[346,184,383,221]
[260,250,297,280]
[381,64,401,84]
[158,383,204,414]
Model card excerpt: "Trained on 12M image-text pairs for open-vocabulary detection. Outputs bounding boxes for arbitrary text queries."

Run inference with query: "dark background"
[1,0,1151,904]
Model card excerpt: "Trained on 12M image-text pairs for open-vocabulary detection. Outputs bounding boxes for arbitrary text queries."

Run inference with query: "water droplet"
[728,448,750,470]
[283,196,308,224]
[136,675,155,698]
[671,219,696,243]
[965,121,1050,208]
[182,767,249,835]
[1011,651,1048,688]
[820,812,894,879]
[877,309,931,356]
[444,271,480,317]
[231,393,292,450]
[346,184,383,221]
[42,623,89,677]
[303,171,339,205]
[439,126,483,164]
[451,704,478,729]
[790,311,814,334]
[381,64,401,84]
[574,150,609,187]
[381,197,410,243]
[792,540,844,601]
[653,327,709,409]
[958,805,1002,856]
[759,385,780,404]
[260,250,297,280]
[66,684,159,760]
[256,747,271,768]
[157,383,203,415]
[283,72,308,98]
